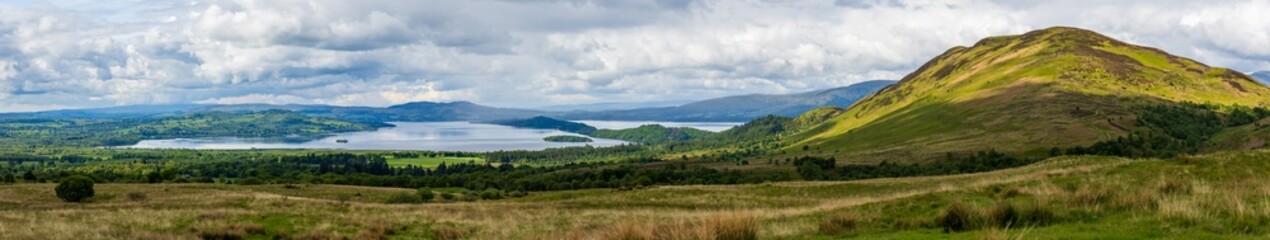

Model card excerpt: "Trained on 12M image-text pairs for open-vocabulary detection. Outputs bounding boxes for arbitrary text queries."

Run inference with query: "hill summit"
[790,27,1270,162]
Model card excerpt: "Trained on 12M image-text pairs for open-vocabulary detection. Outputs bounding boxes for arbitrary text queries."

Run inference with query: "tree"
[797,161,826,180]
[22,170,37,182]
[56,175,95,202]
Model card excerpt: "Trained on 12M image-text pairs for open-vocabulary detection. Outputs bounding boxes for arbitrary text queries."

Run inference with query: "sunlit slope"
[790,27,1270,162]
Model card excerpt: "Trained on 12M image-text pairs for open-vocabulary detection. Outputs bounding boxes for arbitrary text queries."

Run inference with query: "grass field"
[3,150,1270,239]
[384,156,484,168]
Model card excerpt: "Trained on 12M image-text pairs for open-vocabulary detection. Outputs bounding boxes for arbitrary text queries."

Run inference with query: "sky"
[0,0,1268,112]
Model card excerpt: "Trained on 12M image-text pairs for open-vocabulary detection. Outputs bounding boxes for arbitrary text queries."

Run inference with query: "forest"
[0,110,386,147]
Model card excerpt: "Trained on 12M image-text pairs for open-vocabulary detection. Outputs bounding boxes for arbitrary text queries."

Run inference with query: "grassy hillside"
[5,150,1270,239]
[790,27,1270,163]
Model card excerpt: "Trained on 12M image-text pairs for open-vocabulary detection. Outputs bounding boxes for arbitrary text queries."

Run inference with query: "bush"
[439,192,456,201]
[479,188,504,200]
[383,192,421,204]
[937,202,980,233]
[55,175,95,202]
[507,190,528,198]
[459,193,479,202]
[417,188,435,202]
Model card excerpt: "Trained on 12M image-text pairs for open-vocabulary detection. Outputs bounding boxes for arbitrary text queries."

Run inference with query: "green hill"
[0,110,386,147]
[789,27,1270,162]
[486,116,598,134]
[486,116,715,144]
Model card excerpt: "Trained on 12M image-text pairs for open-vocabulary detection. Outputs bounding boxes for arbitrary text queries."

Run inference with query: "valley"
[1,26,1269,240]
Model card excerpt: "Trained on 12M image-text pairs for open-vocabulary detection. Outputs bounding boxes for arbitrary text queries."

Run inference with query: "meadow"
[384,156,485,168]
[4,150,1269,239]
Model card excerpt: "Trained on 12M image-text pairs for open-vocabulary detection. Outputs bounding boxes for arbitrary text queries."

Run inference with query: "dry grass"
[24,153,1270,239]
[427,225,467,240]
[818,212,858,235]
[583,213,758,240]
[0,157,1120,239]
[194,223,265,240]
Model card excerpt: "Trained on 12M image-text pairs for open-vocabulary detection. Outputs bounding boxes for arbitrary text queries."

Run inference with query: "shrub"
[819,213,859,234]
[938,202,980,232]
[417,188,435,202]
[55,175,95,202]
[507,190,528,198]
[383,192,421,204]
[440,192,456,201]
[126,191,148,202]
[459,193,479,202]
[479,188,504,200]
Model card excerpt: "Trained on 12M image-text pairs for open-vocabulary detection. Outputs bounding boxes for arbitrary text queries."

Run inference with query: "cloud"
[0,0,1268,112]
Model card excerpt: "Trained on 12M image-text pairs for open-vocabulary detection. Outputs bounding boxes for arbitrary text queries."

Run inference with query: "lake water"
[125,121,741,152]
[126,122,630,152]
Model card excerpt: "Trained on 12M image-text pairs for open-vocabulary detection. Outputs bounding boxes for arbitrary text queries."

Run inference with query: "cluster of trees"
[589,125,717,144]
[542,135,593,143]
[488,116,717,144]
[0,110,385,147]
[792,150,1037,181]
[1062,103,1270,158]
[3,152,794,192]
[384,187,529,204]
[485,144,648,164]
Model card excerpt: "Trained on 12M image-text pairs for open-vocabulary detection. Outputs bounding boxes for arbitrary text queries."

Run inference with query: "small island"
[543,135,593,143]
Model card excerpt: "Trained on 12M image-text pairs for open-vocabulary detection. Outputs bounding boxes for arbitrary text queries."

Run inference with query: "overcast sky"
[0,0,1268,112]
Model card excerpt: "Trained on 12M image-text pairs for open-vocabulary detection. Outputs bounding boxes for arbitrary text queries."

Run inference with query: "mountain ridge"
[1,83,895,123]
[558,80,895,121]
[1253,71,1270,85]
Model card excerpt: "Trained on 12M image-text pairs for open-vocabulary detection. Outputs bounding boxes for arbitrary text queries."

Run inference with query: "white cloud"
[0,0,1268,112]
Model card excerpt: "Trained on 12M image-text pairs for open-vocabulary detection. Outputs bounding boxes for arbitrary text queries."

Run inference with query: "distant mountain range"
[534,100,691,112]
[0,101,548,123]
[1253,71,1270,85]
[0,81,895,123]
[558,80,895,122]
